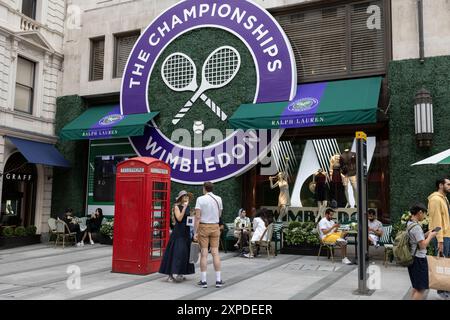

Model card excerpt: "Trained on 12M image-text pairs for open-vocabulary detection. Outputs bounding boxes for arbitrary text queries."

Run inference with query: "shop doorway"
[1,152,37,227]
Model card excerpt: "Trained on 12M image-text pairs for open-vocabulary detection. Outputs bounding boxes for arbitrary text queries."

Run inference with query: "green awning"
[60,105,159,140]
[229,77,382,129]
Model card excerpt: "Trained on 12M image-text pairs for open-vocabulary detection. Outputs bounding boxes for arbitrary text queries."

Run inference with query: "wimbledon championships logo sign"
[121,0,296,184]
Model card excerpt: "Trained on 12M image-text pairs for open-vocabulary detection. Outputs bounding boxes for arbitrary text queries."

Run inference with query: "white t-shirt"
[368,219,383,235]
[251,217,268,241]
[234,216,251,229]
[194,192,223,223]
[318,217,335,240]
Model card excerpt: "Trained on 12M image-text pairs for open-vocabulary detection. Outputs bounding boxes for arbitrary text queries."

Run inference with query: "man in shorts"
[318,208,352,265]
[194,181,224,288]
[407,203,438,300]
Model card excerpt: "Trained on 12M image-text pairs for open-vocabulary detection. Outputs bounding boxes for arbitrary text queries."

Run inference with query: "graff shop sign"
[4,173,34,181]
[121,0,297,184]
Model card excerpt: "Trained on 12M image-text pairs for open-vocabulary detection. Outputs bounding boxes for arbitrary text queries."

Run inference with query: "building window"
[14,57,35,114]
[274,0,389,82]
[90,37,105,81]
[22,0,36,19]
[113,31,140,78]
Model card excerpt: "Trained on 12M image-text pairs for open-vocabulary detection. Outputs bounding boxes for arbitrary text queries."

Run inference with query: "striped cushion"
[272,222,283,240]
[379,225,393,245]
[225,223,235,239]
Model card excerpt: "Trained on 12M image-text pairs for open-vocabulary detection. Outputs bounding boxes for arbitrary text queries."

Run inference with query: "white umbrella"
[411,148,450,166]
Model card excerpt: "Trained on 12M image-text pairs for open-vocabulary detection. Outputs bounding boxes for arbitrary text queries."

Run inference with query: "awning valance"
[6,136,70,167]
[229,77,382,130]
[60,105,159,140]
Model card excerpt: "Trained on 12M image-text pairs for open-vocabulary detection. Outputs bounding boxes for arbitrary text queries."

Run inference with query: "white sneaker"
[76,242,81,247]
[437,292,450,300]
[90,240,95,245]
[79,242,84,247]
[342,257,352,265]
[176,275,185,282]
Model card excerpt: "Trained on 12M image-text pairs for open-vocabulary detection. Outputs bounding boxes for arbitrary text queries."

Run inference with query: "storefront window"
[87,139,136,215]
[255,133,389,222]
[1,153,37,227]
[93,155,129,202]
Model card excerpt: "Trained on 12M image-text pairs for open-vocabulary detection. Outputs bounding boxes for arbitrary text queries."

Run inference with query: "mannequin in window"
[313,169,328,222]
[269,171,290,222]
[340,149,357,208]
[329,154,345,207]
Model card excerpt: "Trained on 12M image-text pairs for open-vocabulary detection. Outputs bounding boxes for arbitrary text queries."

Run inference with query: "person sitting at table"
[244,209,269,258]
[81,208,104,245]
[367,209,383,248]
[60,208,83,247]
[233,209,251,249]
[318,208,352,265]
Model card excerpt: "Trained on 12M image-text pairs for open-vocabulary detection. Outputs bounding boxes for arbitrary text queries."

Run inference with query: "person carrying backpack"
[406,203,438,300]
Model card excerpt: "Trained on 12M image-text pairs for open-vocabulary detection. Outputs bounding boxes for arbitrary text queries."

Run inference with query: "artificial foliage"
[52,95,89,218]
[100,219,114,239]
[284,221,320,246]
[388,56,450,222]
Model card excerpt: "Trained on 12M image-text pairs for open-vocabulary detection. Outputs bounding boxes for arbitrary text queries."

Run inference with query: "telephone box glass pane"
[150,181,168,260]
[153,182,166,190]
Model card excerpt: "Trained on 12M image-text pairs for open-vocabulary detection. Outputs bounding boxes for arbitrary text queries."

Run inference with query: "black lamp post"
[414,88,433,148]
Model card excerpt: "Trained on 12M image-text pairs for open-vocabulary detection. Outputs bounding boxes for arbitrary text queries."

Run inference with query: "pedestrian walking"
[407,203,438,300]
[427,177,450,299]
[194,181,224,288]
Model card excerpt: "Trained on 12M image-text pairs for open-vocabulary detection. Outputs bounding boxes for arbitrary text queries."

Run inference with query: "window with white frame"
[22,0,37,20]
[14,56,35,114]
[113,31,140,78]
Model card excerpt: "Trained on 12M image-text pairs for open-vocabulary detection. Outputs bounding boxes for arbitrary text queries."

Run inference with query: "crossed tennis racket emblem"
[161,46,242,125]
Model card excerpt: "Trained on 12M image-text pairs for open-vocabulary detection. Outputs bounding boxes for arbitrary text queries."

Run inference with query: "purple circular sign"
[121,0,296,184]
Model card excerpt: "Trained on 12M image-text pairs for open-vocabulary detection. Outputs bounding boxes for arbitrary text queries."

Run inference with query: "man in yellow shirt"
[427,177,450,300]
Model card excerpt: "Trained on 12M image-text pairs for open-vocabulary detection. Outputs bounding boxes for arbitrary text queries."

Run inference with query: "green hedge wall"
[52,95,88,218]
[53,94,242,221]
[170,177,242,224]
[388,55,450,221]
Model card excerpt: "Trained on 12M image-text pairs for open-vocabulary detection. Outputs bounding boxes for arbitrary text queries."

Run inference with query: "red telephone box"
[112,157,171,275]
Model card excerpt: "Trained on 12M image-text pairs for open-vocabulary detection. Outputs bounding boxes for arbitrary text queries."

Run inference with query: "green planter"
[281,244,328,256]
[98,233,113,245]
[0,235,41,249]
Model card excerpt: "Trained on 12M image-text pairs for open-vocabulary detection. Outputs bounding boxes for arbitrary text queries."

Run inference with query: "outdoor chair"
[317,224,336,263]
[379,224,393,267]
[47,218,57,242]
[77,217,88,233]
[219,223,231,253]
[220,223,236,252]
[249,223,274,259]
[271,222,283,256]
[55,220,77,249]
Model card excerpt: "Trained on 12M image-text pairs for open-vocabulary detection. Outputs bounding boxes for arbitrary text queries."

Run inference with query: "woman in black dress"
[159,190,195,282]
[81,208,103,245]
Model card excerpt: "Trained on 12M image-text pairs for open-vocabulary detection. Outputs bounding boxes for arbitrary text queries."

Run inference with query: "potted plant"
[99,219,114,245]
[281,221,327,256]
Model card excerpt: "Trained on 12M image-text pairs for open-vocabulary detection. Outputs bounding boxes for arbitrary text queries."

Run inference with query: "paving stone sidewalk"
[0,244,444,300]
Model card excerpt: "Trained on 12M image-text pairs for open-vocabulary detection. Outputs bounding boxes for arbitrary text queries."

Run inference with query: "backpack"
[393,222,419,266]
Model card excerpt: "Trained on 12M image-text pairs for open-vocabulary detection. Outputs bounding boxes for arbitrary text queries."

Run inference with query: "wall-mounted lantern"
[414,88,433,148]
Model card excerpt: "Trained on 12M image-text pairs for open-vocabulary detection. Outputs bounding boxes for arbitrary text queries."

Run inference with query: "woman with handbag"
[159,190,195,282]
